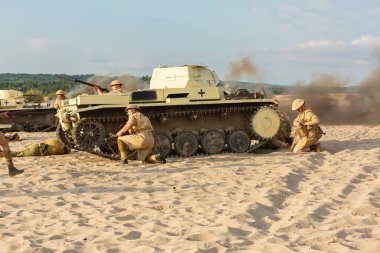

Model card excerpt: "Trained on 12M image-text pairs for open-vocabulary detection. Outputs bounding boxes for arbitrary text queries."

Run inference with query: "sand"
[0,125,379,253]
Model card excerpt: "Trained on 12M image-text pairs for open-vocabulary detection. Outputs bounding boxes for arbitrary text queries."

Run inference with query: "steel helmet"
[125,104,141,111]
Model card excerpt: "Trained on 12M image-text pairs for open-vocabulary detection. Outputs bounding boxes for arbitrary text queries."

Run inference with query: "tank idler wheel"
[22,124,30,132]
[153,133,172,157]
[73,119,106,151]
[56,124,75,148]
[201,130,225,154]
[174,132,199,157]
[227,130,251,153]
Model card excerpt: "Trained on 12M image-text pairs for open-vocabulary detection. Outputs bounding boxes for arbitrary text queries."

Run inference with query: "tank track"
[65,105,281,160]
[2,109,57,132]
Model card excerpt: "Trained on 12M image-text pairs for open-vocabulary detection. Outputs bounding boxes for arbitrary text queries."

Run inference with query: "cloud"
[351,35,380,47]
[298,40,346,48]
[27,37,51,50]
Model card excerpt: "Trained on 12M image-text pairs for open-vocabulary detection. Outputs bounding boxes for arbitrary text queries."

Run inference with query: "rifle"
[56,75,109,93]
[290,128,299,152]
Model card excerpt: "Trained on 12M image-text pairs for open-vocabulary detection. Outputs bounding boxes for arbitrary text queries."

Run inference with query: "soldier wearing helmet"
[115,104,166,165]
[96,79,123,95]
[291,98,323,153]
[54,90,66,110]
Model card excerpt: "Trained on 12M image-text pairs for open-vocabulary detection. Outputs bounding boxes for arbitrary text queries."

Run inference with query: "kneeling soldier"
[116,105,166,165]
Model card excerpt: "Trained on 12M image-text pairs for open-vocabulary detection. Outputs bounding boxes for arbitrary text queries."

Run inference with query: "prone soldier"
[11,139,69,157]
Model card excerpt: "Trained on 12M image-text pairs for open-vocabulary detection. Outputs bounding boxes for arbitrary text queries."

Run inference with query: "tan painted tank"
[57,65,288,158]
[0,90,57,131]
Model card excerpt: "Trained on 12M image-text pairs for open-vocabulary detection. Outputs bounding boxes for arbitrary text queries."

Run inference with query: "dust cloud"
[279,49,380,125]
[66,74,148,98]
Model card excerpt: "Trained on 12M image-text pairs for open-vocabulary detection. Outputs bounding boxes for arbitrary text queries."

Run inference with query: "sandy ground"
[0,125,379,253]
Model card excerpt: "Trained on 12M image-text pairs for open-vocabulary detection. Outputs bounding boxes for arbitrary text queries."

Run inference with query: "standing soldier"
[96,80,123,95]
[291,98,323,153]
[115,104,166,165]
[0,112,24,177]
[54,90,66,110]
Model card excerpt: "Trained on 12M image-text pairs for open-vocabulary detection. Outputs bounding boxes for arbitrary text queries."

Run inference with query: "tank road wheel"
[56,124,75,148]
[174,132,199,157]
[153,133,172,157]
[248,107,281,140]
[201,130,225,154]
[227,130,250,153]
[29,122,44,132]
[73,119,106,151]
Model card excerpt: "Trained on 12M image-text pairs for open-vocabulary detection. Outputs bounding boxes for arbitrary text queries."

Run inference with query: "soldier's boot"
[117,139,129,166]
[315,143,321,152]
[309,143,321,152]
[4,151,24,177]
[11,133,21,141]
[145,154,166,164]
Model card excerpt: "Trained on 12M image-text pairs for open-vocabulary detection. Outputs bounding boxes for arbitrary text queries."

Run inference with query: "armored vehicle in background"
[57,65,287,158]
[0,90,57,132]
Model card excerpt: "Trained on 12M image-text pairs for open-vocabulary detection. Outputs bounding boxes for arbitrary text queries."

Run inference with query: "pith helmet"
[110,79,123,86]
[292,98,305,111]
[125,104,141,111]
[56,90,65,95]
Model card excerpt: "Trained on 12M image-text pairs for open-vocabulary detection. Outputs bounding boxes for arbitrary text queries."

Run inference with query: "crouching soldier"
[11,139,70,157]
[291,98,323,153]
[116,104,166,165]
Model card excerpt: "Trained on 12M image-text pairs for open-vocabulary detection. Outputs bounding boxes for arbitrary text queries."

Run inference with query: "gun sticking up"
[56,75,110,93]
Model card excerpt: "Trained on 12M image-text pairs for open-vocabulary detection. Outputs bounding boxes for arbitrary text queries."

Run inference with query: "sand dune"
[0,125,379,252]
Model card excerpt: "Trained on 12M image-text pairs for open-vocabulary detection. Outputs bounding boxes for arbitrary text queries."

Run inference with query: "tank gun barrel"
[56,75,109,93]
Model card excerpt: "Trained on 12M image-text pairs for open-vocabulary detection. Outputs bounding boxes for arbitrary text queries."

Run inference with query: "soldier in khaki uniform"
[0,112,24,177]
[54,90,66,110]
[116,104,166,165]
[96,80,123,95]
[291,98,323,153]
[11,139,69,157]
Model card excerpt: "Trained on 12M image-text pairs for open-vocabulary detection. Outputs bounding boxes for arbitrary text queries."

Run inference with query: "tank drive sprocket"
[247,106,281,140]
[73,118,106,151]
[201,130,225,154]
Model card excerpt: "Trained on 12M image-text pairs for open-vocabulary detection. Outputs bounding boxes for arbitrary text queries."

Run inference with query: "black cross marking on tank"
[4,100,9,105]
[198,89,206,97]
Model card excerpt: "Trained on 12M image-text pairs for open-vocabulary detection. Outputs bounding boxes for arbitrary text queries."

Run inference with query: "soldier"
[96,80,123,95]
[54,90,66,110]
[10,138,70,157]
[116,104,166,165]
[0,112,24,177]
[291,98,323,153]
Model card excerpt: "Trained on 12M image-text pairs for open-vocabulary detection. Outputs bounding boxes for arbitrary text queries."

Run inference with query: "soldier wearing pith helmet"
[115,104,166,165]
[54,90,66,110]
[96,79,123,95]
[291,98,323,153]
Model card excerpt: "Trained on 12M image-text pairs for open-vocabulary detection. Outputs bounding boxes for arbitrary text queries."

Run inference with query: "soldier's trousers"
[296,130,322,150]
[118,132,155,162]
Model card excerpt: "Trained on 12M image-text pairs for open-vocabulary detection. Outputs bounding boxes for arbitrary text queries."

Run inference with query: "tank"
[56,65,288,158]
[0,90,57,132]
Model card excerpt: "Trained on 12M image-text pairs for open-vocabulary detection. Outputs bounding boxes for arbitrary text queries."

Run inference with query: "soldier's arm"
[96,87,104,95]
[303,111,319,126]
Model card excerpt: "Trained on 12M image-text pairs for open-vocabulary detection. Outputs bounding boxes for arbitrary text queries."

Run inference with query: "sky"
[1,0,380,85]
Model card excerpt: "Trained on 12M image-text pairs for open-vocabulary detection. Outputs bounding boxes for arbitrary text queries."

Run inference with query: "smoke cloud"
[226,57,257,81]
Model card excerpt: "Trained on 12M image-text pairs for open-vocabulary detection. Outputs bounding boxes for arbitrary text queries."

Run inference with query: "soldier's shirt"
[294,108,320,136]
[107,89,123,95]
[127,112,153,134]
[54,98,64,109]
